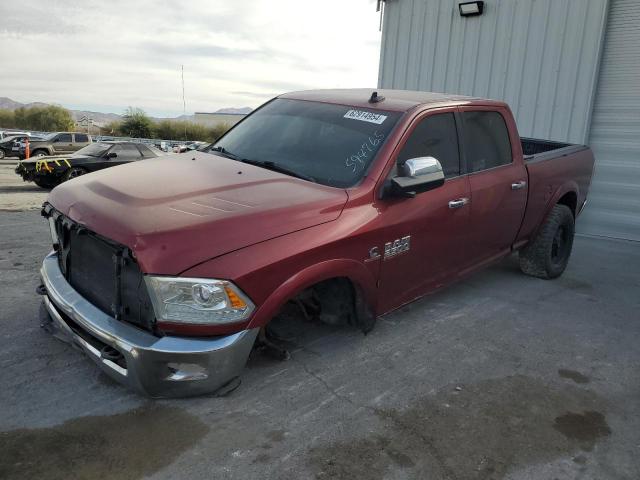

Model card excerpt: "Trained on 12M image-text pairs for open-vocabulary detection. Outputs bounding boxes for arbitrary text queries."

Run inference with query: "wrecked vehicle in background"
[0,134,45,159]
[16,141,165,188]
[18,132,91,159]
[37,89,595,397]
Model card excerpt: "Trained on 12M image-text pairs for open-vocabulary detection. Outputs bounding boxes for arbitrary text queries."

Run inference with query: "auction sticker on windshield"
[344,110,388,125]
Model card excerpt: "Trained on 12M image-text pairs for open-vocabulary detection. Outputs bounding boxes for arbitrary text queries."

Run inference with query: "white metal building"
[193,112,247,127]
[378,0,640,241]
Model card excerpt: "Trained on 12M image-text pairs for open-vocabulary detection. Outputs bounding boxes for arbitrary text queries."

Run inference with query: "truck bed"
[522,137,575,157]
[516,138,595,245]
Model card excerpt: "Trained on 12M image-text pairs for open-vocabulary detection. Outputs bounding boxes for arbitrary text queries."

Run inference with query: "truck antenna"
[369,91,385,103]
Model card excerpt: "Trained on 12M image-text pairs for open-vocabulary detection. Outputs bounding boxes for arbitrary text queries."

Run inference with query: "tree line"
[0,105,75,132]
[0,105,231,143]
[103,107,230,142]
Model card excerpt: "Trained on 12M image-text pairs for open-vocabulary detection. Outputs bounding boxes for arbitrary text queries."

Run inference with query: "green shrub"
[11,105,74,131]
[119,107,154,138]
[0,109,16,128]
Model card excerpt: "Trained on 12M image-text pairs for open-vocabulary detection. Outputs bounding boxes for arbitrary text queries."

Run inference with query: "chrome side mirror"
[401,156,444,178]
[386,156,445,198]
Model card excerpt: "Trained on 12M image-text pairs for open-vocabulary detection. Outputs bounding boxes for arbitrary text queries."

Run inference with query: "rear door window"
[57,134,72,143]
[397,112,461,178]
[74,133,89,143]
[111,144,142,160]
[462,111,512,172]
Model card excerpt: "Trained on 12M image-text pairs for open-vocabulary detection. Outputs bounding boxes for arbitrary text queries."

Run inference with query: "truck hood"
[48,152,348,274]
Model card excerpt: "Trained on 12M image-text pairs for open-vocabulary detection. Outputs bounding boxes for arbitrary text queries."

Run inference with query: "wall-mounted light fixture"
[459,1,484,17]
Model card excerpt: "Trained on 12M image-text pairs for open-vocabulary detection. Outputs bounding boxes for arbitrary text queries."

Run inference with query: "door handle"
[448,198,469,209]
[511,180,527,190]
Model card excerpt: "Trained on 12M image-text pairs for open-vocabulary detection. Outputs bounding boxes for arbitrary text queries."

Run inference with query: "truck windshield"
[209,98,401,188]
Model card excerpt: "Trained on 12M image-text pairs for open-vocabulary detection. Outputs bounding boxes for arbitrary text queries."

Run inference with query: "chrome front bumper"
[39,252,259,397]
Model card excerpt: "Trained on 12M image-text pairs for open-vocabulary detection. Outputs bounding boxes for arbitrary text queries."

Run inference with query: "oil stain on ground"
[308,375,610,480]
[558,368,590,384]
[0,404,209,480]
[553,411,611,451]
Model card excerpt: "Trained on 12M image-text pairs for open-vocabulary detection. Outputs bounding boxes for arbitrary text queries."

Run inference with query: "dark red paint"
[48,90,595,336]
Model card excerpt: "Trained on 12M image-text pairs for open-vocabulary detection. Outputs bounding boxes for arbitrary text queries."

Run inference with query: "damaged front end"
[14,161,35,182]
[15,159,65,185]
[37,204,259,397]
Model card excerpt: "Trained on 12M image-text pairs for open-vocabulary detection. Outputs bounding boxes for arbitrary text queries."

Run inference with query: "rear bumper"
[39,252,258,397]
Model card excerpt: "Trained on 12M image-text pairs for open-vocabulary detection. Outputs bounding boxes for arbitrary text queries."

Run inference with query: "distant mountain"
[0,97,49,111]
[0,97,251,127]
[215,107,252,114]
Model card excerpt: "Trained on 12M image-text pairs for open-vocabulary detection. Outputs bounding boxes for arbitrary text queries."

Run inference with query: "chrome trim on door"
[511,181,527,190]
[448,198,469,209]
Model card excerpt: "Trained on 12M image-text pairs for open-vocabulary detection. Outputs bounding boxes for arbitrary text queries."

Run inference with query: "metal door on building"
[580,0,640,241]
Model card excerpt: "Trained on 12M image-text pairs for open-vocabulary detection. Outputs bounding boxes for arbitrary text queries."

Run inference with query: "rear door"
[377,109,472,312]
[52,133,73,154]
[459,107,528,267]
[73,133,91,151]
[108,144,143,168]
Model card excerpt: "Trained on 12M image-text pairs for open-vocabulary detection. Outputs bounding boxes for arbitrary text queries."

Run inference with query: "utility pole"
[182,65,187,141]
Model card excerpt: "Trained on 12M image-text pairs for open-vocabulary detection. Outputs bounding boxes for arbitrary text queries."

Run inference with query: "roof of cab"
[279,88,506,112]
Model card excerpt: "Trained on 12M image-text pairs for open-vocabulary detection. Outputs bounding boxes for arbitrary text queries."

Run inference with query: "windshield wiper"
[240,159,316,183]
[210,146,315,182]
[209,145,240,160]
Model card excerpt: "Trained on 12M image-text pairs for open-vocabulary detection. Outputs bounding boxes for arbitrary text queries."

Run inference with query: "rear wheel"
[0,149,5,159]
[63,167,87,182]
[519,204,575,279]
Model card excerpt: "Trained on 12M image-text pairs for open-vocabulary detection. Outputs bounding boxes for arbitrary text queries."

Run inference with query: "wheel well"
[557,191,577,217]
[284,276,376,333]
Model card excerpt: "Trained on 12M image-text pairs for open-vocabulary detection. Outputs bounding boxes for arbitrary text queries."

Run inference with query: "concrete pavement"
[0,209,639,480]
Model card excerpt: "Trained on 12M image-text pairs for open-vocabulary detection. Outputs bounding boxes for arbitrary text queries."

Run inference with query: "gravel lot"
[0,182,639,479]
[0,160,48,211]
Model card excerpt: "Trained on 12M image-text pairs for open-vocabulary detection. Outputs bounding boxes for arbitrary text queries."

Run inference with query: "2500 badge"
[384,236,411,259]
[367,236,411,262]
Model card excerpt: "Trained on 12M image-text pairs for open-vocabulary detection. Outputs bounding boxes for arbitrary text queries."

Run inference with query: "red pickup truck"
[38,89,595,397]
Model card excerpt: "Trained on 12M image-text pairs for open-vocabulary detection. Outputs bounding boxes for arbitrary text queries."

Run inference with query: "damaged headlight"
[145,276,254,325]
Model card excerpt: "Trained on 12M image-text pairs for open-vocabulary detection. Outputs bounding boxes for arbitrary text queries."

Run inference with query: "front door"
[376,110,472,313]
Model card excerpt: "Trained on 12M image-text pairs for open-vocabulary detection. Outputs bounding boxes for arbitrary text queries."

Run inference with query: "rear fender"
[247,258,378,331]
[530,181,579,240]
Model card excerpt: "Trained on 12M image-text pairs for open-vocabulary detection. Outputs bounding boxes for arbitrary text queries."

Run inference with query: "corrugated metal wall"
[378,0,609,144]
[579,0,640,241]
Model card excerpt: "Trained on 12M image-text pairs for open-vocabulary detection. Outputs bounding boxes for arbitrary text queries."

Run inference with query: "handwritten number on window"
[345,131,385,173]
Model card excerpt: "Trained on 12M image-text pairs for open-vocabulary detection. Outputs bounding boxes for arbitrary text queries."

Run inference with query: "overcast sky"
[0,0,383,117]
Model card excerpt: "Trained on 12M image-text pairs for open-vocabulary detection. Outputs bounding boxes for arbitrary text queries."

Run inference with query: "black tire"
[519,204,575,279]
[63,167,87,182]
[0,149,5,159]
[34,178,57,189]
[32,149,48,158]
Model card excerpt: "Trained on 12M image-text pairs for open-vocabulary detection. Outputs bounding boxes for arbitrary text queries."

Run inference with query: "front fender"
[247,258,378,330]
